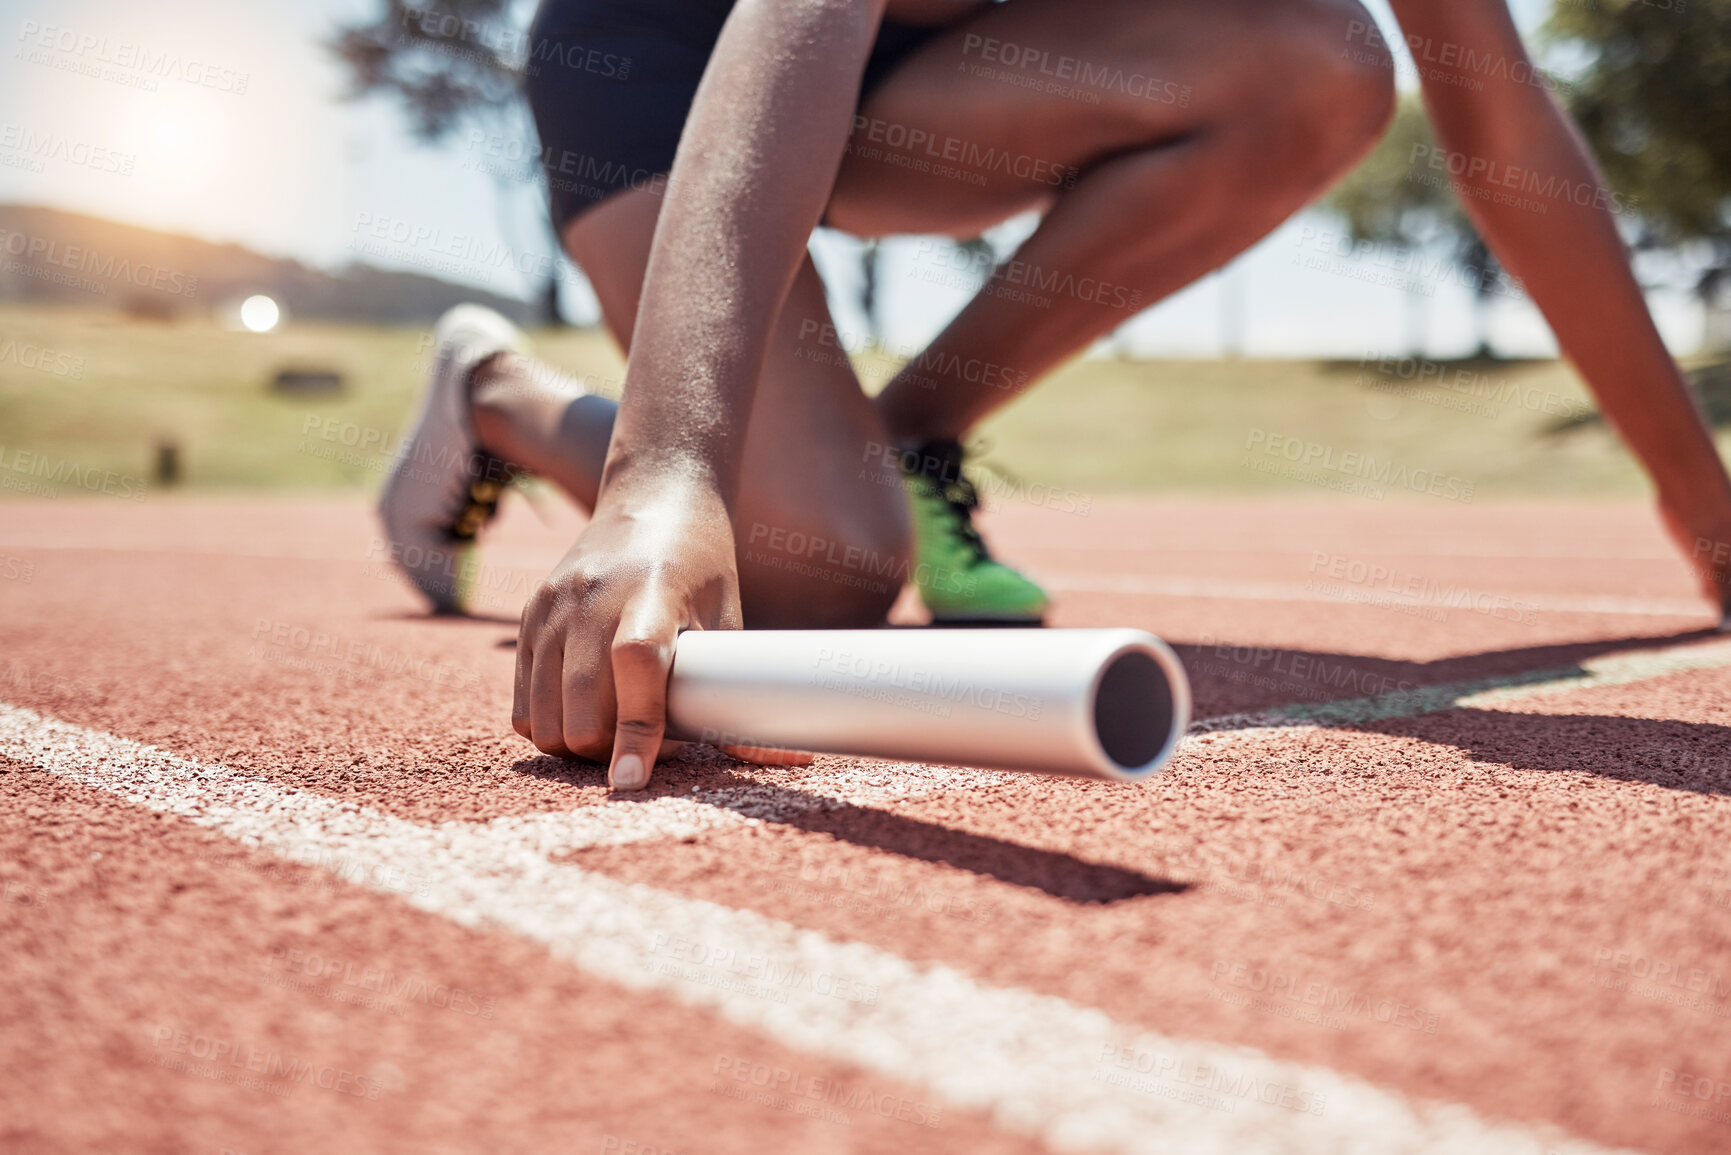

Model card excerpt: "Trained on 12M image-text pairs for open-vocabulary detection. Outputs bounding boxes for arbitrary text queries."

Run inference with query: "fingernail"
[611,753,647,790]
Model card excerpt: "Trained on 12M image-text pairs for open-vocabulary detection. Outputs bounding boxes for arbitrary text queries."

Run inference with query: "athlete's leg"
[827,0,1396,441]
[468,184,911,629]
[466,355,612,511]
[468,0,1391,626]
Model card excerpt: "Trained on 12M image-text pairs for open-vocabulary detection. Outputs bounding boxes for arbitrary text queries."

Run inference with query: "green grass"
[0,305,628,492]
[3,303,1723,499]
[968,356,1657,499]
[852,345,1727,501]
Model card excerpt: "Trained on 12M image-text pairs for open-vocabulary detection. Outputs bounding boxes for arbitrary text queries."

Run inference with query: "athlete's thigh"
[829,0,1369,238]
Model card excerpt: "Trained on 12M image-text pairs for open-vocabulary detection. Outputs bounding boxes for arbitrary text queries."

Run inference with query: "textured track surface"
[3,494,1730,1155]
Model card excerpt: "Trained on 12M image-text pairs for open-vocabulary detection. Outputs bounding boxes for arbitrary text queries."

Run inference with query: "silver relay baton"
[665,628,1191,781]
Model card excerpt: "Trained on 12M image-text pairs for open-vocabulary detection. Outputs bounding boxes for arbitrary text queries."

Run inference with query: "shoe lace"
[912,442,991,563]
[943,475,992,561]
[447,452,516,542]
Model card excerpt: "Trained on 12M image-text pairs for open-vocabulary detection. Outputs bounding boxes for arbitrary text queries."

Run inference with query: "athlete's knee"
[805,477,913,620]
[737,520,909,628]
[1278,0,1396,156]
[735,477,909,629]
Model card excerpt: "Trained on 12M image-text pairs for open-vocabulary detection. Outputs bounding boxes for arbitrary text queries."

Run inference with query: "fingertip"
[607,602,678,792]
[610,751,649,791]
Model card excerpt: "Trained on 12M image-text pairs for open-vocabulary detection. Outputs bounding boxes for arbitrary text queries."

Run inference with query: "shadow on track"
[1168,628,1722,719]
[1369,709,1731,798]
[1177,625,1731,795]
[372,609,523,626]
[372,609,519,626]
[507,751,1183,903]
[761,803,1184,903]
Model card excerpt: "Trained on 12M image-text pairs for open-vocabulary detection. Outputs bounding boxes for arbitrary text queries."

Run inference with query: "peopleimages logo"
[1306,551,1538,626]
[959,33,1192,107]
[148,1025,386,1099]
[744,519,975,600]
[1195,633,1421,700]
[398,3,632,79]
[646,933,880,1006]
[1651,1068,1731,1127]
[1244,429,1475,503]
[265,947,497,1018]
[848,114,1080,190]
[1356,353,1593,421]
[1095,1042,1327,1116]
[0,123,135,174]
[808,644,1045,721]
[0,338,85,378]
[0,228,199,298]
[247,617,485,693]
[910,238,1143,311]
[1409,144,1636,215]
[348,211,587,287]
[1208,961,1439,1033]
[1592,946,1731,999]
[0,445,148,501]
[711,1054,943,1128]
[17,20,251,93]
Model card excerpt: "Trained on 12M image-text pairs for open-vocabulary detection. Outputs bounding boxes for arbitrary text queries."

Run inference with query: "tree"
[1546,0,1731,306]
[1326,94,1507,357]
[330,1,522,142]
[330,1,569,325]
[1327,95,1454,247]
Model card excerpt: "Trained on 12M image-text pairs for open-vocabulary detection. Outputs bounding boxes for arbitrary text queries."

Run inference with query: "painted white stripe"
[1041,573,1712,619]
[0,701,1631,1155]
[445,761,1025,849]
[453,797,753,854]
[447,763,1008,852]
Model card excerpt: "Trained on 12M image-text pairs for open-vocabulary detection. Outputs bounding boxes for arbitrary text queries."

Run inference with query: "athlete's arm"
[1387,0,1731,618]
[514,0,888,788]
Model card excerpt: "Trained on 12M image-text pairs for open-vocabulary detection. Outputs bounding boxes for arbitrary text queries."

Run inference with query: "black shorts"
[524,0,940,231]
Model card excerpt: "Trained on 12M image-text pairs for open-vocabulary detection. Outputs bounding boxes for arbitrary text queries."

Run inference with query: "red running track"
[2,494,1729,1154]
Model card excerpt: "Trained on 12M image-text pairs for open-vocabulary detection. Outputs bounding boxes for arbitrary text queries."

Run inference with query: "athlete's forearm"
[1424,85,1730,511]
[602,0,887,505]
[1395,0,1731,518]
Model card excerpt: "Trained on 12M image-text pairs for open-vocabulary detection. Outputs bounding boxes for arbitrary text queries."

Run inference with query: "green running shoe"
[899,439,1049,625]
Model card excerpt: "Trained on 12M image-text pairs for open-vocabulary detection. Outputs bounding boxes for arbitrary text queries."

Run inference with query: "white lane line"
[449,798,754,855]
[1040,573,1712,619]
[1,702,1632,1155]
[437,760,1025,851]
[1187,637,1731,746]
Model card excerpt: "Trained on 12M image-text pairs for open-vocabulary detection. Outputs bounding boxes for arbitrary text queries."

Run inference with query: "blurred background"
[2,0,1728,501]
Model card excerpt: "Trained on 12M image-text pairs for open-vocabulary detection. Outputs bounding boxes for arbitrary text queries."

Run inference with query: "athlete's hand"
[514,476,812,790]
[514,475,739,791]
